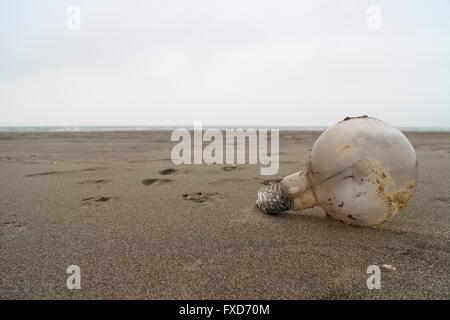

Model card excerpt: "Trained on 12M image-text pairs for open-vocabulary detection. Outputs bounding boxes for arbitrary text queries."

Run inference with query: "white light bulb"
[256,116,418,226]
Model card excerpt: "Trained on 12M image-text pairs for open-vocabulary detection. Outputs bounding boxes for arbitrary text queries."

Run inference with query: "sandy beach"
[0,130,449,299]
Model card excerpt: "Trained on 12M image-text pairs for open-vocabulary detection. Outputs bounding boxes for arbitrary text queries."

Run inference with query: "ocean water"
[0,125,328,132]
[0,126,448,132]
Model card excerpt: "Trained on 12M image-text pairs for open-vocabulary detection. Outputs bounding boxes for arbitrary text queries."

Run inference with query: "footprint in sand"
[222,165,243,171]
[142,178,171,186]
[81,196,111,205]
[183,192,219,203]
[0,220,29,233]
[79,179,112,185]
[27,167,107,177]
[433,197,450,204]
[159,168,178,175]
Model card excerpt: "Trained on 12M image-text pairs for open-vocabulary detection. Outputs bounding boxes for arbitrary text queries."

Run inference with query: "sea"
[0,126,449,132]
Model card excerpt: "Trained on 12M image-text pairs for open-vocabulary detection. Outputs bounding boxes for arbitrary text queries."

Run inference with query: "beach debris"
[381,264,397,271]
[256,116,418,226]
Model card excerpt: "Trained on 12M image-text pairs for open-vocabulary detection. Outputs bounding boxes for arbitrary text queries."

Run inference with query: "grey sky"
[1,0,449,127]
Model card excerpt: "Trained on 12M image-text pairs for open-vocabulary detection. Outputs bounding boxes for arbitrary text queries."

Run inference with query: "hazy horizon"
[1,0,449,127]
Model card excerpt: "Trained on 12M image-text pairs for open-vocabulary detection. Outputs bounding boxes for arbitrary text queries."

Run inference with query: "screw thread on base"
[256,183,289,214]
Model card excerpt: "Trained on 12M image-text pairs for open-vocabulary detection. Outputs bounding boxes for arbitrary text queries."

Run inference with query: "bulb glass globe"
[256,116,418,226]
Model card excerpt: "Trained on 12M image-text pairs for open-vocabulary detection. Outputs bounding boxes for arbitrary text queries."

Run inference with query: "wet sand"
[0,131,449,299]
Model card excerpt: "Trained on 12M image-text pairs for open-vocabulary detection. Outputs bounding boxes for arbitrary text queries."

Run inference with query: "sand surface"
[0,131,449,299]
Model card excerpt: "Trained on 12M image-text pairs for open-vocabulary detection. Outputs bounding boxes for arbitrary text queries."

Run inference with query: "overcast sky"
[0,0,449,127]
